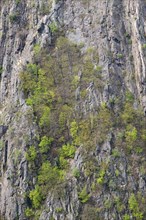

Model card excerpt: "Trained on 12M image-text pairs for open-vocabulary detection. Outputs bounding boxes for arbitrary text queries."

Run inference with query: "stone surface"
[0,0,146,219]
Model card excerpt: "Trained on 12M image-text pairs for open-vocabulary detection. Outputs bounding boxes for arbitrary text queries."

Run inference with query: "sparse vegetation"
[9,12,19,23]
[78,186,90,203]
[20,34,146,219]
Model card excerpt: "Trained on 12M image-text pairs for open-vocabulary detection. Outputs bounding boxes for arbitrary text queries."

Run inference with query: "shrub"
[117,53,123,59]
[125,91,134,103]
[125,125,137,150]
[38,162,64,189]
[29,185,43,209]
[70,121,80,145]
[78,186,90,203]
[39,136,53,153]
[55,207,63,213]
[39,106,50,128]
[9,13,19,23]
[70,121,78,138]
[142,44,146,49]
[49,22,58,33]
[25,208,34,218]
[128,193,143,219]
[60,143,76,159]
[58,144,76,169]
[123,214,130,220]
[15,0,21,5]
[0,140,4,150]
[40,2,51,15]
[59,105,72,130]
[112,148,121,158]
[20,64,38,95]
[25,146,37,161]
[97,163,108,185]
[121,103,136,124]
[72,168,80,178]
[59,156,69,169]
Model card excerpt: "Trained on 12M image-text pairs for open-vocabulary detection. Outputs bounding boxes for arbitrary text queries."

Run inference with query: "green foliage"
[20,64,38,96]
[97,169,105,185]
[142,44,146,49]
[9,13,19,23]
[96,161,109,185]
[95,66,102,72]
[121,102,136,124]
[60,143,76,159]
[59,156,69,169]
[29,185,43,209]
[104,199,112,209]
[40,1,52,15]
[39,136,53,153]
[20,33,146,218]
[15,0,21,5]
[0,140,4,150]
[114,89,146,154]
[125,91,134,103]
[55,207,63,213]
[27,63,38,75]
[84,158,97,177]
[71,75,80,88]
[117,53,123,59]
[141,129,146,141]
[112,148,120,158]
[20,36,145,218]
[115,169,120,177]
[77,119,92,150]
[70,121,80,145]
[97,105,113,128]
[70,121,78,138]
[25,208,34,218]
[128,193,143,220]
[38,161,64,189]
[58,143,76,169]
[28,162,65,212]
[78,186,90,203]
[39,106,51,128]
[125,125,138,150]
[129,193,138,210]
[59,105,72,130]
[114,197,125,213]
[26,146,37,162]
[20,37,103,152]
[72,168,80,178]
[33,44,41,61]
[95,105,113,143]
[123,214,130,220]
[13,149,21,165]
[49,22,58,33]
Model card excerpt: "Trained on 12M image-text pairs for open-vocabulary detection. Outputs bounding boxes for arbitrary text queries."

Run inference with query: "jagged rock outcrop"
[0,0,146,219]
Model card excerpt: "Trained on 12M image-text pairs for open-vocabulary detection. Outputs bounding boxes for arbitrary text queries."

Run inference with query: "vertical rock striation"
[0,0,146,219]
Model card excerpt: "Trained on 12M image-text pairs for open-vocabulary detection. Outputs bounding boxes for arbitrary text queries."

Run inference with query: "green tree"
[78,186,90,203]
[39,136,53,153]
[29,185,43,209]
[25,146,37,162]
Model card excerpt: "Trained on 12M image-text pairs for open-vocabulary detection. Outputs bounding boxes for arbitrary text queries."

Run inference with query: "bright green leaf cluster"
[78,186,90,203]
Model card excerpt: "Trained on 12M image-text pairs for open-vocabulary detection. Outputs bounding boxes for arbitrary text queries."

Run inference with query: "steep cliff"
[0,0,146,220]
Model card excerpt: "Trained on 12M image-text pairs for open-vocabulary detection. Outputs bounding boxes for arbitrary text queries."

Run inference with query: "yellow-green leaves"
[39,136,53,153]
[25,146,37,162]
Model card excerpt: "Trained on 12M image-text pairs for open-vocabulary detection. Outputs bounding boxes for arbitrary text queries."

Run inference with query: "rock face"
[0,0,146,219]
